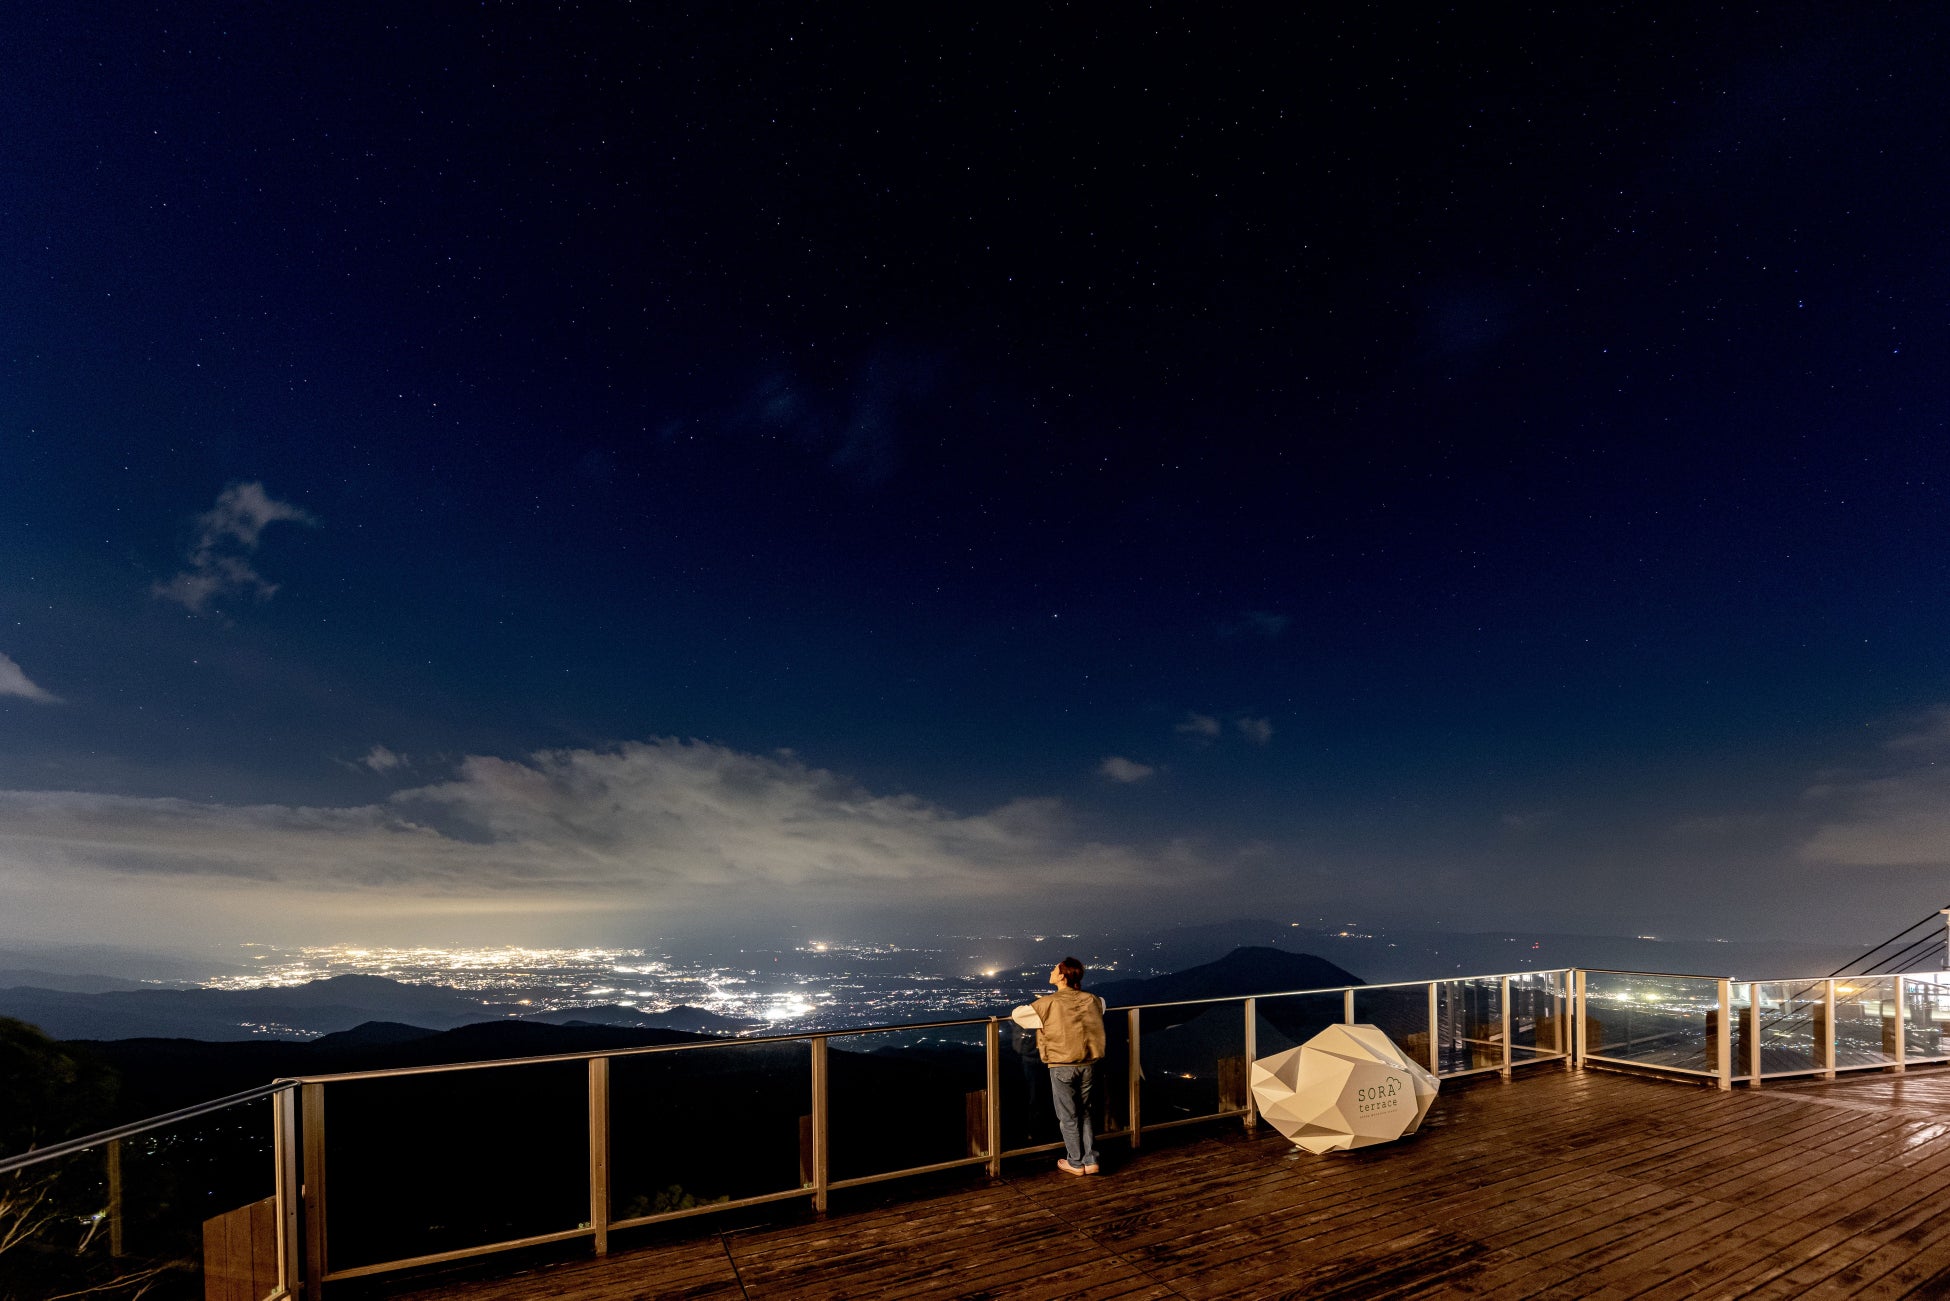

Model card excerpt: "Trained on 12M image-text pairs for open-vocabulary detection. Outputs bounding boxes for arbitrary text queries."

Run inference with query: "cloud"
[1097,756,1157,784]
[1235,716,1274,746]
[1800,705,1950,868]
[359,745,408,773]
[1219,611,1291,640]
[1887,707,1950,751]
[1175,712,1222,740]
[1799,766,1950,868]
[0,652,59,704]
[0,739,1218,910]
[154,482,318,612]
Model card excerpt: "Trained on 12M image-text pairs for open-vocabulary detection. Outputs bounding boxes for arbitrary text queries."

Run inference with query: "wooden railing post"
[1427,983,1441,1076]
[1747,985,1763,1086]
[105,1138,123,1258]
[1822,980,1837,1079]
[1344,987,1355,1024]
[985,1019,1002,1177]
[1716,980,1733,1090]
[1894,976,1908,1073]
[588,1057,610,1257]
[1126,1007,1142,1151]
[1242,998,1258,1129]
[1500,977,1513,1078]
[810,1038,830,1213]
[300,1083,327,1301]
[275,1087,300,1296]
[1573,970,1586,1069]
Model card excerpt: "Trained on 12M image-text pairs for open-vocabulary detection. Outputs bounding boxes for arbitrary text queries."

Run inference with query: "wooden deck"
[381,1066,1950,1300]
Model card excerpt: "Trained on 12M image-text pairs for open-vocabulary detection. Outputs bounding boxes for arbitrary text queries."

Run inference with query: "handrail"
[277,967,1569,1086]
[0,1080,291,1175]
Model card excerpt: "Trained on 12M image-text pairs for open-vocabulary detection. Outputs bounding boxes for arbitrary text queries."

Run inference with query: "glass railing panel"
[1904,976,1950,1061]
[1436,977,1503,1074]
[1834,976,1897,1069]
[1753,980,1821,1076]
[1582,972,1719,1073]
[1,1097,279,1301]
[609,1041,810,1218]
[1137,999,1248,1125]
[1099,1011,1133,1138]
[322,1060,588,1271]
[1508,971,1571,1061]
[825,1024,988,1182]
[996,1017,1062,1153]
[1252,990,1348,1061]
[1351,984,1435,1068]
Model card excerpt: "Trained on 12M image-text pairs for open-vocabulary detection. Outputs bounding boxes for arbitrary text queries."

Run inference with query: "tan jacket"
[1031,987,1107,1065]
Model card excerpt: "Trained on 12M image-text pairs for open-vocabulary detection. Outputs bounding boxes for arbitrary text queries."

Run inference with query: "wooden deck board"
[383,1065,1950,1301]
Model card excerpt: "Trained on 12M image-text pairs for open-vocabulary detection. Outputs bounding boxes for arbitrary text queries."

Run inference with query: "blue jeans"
[1048,1061,1099,1168]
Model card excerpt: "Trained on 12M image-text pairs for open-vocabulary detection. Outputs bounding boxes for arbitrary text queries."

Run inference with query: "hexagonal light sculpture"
[1251,1023,1439,1154]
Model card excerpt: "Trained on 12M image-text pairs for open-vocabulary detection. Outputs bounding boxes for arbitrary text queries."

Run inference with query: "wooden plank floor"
[381,1066,1950,1300]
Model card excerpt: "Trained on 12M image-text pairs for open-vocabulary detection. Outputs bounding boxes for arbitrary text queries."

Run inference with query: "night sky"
[4,4,1948,954]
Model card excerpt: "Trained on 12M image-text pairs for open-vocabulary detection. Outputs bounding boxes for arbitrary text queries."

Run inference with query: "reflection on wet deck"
[385,1066,1950,1299]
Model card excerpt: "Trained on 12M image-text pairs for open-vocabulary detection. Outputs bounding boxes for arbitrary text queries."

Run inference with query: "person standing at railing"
[1032,956,1107,1175]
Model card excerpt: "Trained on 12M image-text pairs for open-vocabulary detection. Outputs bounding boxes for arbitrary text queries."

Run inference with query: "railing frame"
[0,965,1591,1299]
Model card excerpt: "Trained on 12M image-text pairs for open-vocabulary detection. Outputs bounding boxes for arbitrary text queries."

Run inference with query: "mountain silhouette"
[0,974,510,1041]
[1093,947,1362,1007]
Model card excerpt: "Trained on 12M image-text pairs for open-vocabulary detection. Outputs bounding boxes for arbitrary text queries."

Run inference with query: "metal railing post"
[1500,976,1513,1078]
[1427,983,1441,1076]
[1894,976,1908,1073]
[1822,980,1837,1079]
[1243,997,1258,1129]
[1344,987,1355,1024]
[1127,1007,1142,1151]
[1716,979,1733,1090]
[588,1057,610,1257]
[275,1087,300,1296]
[810,1038,830,1213]
[984,1019,1002,1177]
[301,1083,327,1301]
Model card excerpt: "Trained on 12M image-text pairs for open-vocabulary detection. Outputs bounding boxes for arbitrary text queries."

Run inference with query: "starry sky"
[3,4,1948,955]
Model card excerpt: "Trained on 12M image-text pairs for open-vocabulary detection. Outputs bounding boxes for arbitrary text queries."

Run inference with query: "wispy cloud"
[358,745,409,773]
[153,482,318,612]
[1888,706,1950,751]
[1097,756,1157,784]
[1800,705,1950,868]
[0,740,1220,911]
[0,652,60,704]
[1235,716,1274,746]
[1175,712,1222,740]
[1219,610,1291,640]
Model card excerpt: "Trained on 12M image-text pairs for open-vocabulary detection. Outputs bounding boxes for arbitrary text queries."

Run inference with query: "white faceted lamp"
[1251,1023,1439,1154]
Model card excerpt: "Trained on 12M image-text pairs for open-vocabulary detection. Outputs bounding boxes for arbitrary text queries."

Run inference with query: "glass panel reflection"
[1905,977,1950,1062]
[324,1061,587,1271]
[1436,978,1503,1074]
[1137,1000,1247,1125]
[825,1025,987,1182]
[1582,972,1718,1073]
[1752,981,1820,1076]
[610,1041,810,1218]
[1351,985,1434,1067]
[1253,990,1347,1061]
[1508,971,1571,1061]
[1834,977,1896,1070]
[2,1099,278,1301]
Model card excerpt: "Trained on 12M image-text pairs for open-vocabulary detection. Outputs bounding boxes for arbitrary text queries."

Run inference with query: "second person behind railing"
[1025,956,1108,1176]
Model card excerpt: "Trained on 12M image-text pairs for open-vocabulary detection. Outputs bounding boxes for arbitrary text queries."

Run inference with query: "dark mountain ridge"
[1092,946,1363,1007]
